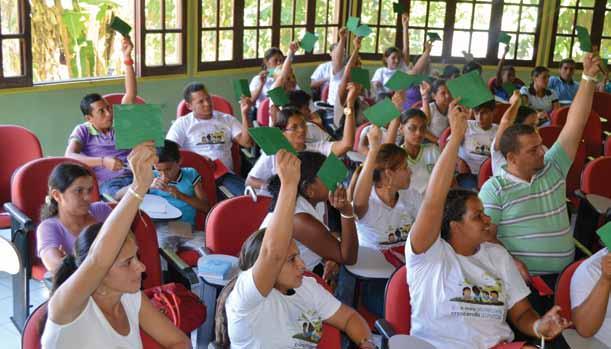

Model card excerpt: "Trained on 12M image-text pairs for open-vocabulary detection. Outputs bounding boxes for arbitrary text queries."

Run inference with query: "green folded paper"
[350,67,371,89]
[248,127,297,156]
[267,86,290,106]
[596,221,611,249]
[300,32,319,53]
[317,153,348,192]
[232,79,251,101]
[347,17,360,33]
[502,82,517,96]
[499,32,511,45]
[267,67,277,78]
[114,104,165,150]
[363,98,401,127]
[385,71,427,91]
[427,32,441,42]
[575,26,592,52]
[446,70,494,108]
[109,16,132,37]
[356,24,373,38]
[393,2,407,14]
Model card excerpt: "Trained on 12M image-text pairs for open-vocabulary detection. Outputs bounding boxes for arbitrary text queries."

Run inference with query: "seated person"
[166,83,254,197]
[309,48,336,101]
[215,150,374,349]
[260,151,358,280]
[37,163,112,273]
[520,66,560,117]
[406,99,570,349]
[65,38,137,199]
[456,100,499,189]
[570,247,611,345]
[149,140,209,227]
[287,90,332,143]
[493,45,523,102]
[246,87,356,191]
[420,79,451,142]
[463,61,483,76]
[402,41,434,110]
[548,58,579,103]
[250,47,284,109]
[41,142,191,349]
[371,14,410,101]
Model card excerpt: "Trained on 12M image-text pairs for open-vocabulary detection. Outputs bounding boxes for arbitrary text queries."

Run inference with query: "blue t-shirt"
[548,76,579,102]
[149,167,202,225]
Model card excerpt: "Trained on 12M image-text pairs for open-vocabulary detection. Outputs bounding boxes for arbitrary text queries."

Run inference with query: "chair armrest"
[574,189,586,200]
[159,247,200,286]
[374,319,397,340]
[3,203,33,233]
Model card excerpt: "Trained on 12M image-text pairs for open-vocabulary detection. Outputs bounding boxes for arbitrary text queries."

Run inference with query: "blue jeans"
[99,174,133,200]
[216,173,246,199]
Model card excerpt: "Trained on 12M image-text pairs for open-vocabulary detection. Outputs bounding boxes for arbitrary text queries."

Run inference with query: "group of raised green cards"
[446,70,494,108]
[346,17,372,38]
[113,104,165,150]
[248,127,348,191]
[385,70,427,91]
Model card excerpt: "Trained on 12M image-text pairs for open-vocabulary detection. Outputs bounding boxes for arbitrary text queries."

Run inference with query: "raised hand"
[424,40,433,54]
[353,36,362,52]
[239,96,253,116]
[121,37,133,59]
[537,305,572,339]
[338,27,347,41]
[448,98,468,140]
[420,80,431,98]
[401,13,409,27]
[289,41,300,55]
[346,82,361,107]
[275,150,301,187]
[392,91,405,110]
[509,90,521,106]
[367,125,382,150]
[258,70,267,84]
[328,185,352,216]
[128,141,157,194]
[582,52,602,77]
[601,252,611,282]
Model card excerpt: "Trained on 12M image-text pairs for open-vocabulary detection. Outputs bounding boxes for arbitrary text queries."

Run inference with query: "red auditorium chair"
[178,150,218,231]
[477,158,492,189]
[102,92,145,106]
[374,265,411,349]
[256,97,271,126]
[554,260,585,323]
[551,106,603,158]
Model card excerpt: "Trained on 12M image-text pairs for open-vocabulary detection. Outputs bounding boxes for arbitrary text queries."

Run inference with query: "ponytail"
[40,195,59,221]
[51,254,78,294]
[213,277,239,348]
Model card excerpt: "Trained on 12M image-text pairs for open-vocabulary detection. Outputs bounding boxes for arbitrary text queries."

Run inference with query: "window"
[357,0,401,56]
[498,0,540,61]
[406,0,445,57]
[550,0,607,66]
[198,0,344,70]
[0,0,30,87]
[140,0,187,75]
[452,0,493,59]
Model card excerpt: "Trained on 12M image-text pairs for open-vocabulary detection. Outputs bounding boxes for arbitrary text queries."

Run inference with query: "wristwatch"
[344,107,353,117]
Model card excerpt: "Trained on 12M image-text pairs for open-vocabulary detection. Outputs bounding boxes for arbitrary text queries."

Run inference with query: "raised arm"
[234,97,254,147]
[410,41,432,75]
[409,99,468,254]
[384,92,403,145]
[338,36,362,106]
[353,125,381,218]
[252,150,300,296]
[332,28,348,75]
[331,83,358,156]
[121,37,137,104]
[572,253,611,337]
[250,70,268,103]
[556,52,600,161]
[401,14,409,65]
[271,42,298,90]
[48,142,156,325]
[494,90,521,150]
[495,45,509,88]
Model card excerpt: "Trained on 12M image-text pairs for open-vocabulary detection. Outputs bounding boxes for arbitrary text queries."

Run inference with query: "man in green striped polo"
[479,53,601,310]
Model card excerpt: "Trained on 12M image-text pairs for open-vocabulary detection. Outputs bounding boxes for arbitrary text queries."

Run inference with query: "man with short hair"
[479,53,601,306]
[166,82,253,197]
[548,58,579,102]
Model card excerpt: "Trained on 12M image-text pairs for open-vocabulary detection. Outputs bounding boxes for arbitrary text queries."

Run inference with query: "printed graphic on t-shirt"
[426,163,435,173]
[468,141,491,157]
[196,130,226,145]
[291,310,324,348]
[449,274,506,320]
[379,216,413,246]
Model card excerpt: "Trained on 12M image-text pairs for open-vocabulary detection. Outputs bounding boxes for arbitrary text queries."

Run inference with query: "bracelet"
[128,187,144,201]
[582,74,598,83]
[124,58,134,66]
[340,212,355,219]
[533,319,543,338]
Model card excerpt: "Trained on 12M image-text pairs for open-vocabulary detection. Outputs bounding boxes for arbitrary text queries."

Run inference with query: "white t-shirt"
[306,122,331,143]
[491,136,549,176]
[166,111,243,171]
[426,102,449,138]
[42,292,142,349]
[357,124,400,150]
[226,268,341,349]
[356,188,422,249]
[250,75,276,108]
[405,238,531,349]
[519,86,559,114]
[570,247,611,345]
[406,143,440,194]
[459,120,498,174]
[327,68,343,106]
[260,196,328,271]
[371,63,409,94]
[311,62,332,82]
[248,141,333,186]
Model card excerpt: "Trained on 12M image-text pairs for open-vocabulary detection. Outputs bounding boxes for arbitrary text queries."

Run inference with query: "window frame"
[197,0,346,71]
[0,0,32,88]
[548,0,607,68]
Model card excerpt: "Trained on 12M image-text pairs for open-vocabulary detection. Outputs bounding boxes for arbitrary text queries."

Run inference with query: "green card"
[575,26,592,52]
[109,16,131,37]
[393,2,407,14]
[385,71,427,91]
[248,127,296,156]
[596,221,611,249]
[356,24,373,38]
[350,67,370,89]
[347,17,360,33]
[363,98,401,127]
[114,104,164,150]
[300,32,319,53]
[427,32,441,42]
[232,79,251,100]
[446,70,494,108]
[267,67,277,78]
[502,82,517,96]
[267,86,289,106]
[499,32,511,45]
[317,153,348,192]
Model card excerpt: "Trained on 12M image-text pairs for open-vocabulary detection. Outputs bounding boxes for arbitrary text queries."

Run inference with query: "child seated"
[520,66,560,117]
[548,58,579,102]
[420,79,451,142]
[287,90,332,143]
[371,14,410,101]
[150,140,209,227]
[250,47,284,109]
[492,45,523,102]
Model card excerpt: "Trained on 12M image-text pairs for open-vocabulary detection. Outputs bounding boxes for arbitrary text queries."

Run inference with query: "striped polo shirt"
[478,142,574,275]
